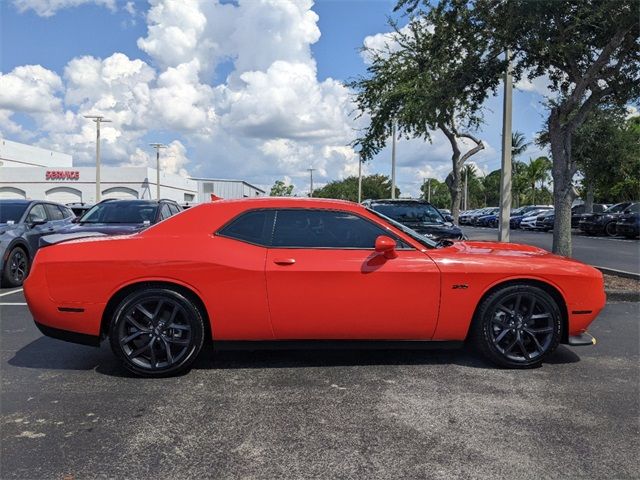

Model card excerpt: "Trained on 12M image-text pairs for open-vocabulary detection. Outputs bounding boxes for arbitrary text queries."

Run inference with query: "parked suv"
[54,199,183,236]
[0,199,75,287]
[363,199,464,241]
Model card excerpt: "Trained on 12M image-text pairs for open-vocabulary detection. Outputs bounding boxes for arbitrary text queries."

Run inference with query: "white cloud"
[12,0,116,17]
[515,74,554,97]
[0,65,63,113]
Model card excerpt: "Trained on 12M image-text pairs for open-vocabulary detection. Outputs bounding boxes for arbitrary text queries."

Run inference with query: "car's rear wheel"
[109,288,205,377]
[470,285,562,368]
[2,247,29,288]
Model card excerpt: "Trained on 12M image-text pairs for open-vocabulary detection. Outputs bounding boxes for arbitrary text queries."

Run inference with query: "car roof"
[210,197,358,209]
[0,199,35,205]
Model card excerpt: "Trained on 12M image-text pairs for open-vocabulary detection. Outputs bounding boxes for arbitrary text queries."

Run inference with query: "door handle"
[273,258,296,265]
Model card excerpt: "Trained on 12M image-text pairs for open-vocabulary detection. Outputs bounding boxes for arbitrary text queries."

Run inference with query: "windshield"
[0,204,28,224]
[79,201,158,224]
[625,203,640,213]
[606,202,631,213]
[371,203,445,225]
[366,207,438,249]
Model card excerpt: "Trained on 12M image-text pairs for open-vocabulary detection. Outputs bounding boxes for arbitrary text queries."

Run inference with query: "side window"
[218,210,275,246]
[159,204,172,221]
[272,209,396,249]
[27,204,47,223]
[169,204,181,215]
[44,204,65,221]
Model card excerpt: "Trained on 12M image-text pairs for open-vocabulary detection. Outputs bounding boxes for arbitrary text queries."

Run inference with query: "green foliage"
[420,178,451,208]
[313,175,400,202]
[269,180,294,197]
[573,108,640,202]
[524,156,552,204]
[511,131,529,160]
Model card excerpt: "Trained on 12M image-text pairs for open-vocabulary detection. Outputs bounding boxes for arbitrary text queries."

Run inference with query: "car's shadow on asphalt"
[8,336,581,378]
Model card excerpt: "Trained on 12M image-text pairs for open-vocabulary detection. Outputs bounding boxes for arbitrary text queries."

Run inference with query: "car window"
[27,204,47,223]
[44,204,65,221]
[218,210,275,246]
[625,203,640,213]
[0,203,29,223]
[272,209,396,249]
[159,204,172,220]
[63,206,75,218]
[370,203,445,225]
[169,204,181,215]
[80,202,158,223]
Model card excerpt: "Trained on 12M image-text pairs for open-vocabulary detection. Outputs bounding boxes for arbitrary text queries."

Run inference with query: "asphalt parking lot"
[464,227,640,274]
[1,288,638,479]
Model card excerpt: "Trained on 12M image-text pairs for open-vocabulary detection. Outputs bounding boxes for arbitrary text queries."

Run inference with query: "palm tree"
[511,131,530,160]
[511,132,530,206]
[525,156,552,204]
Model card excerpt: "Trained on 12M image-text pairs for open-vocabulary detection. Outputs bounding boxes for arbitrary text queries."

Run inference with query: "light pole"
[498,50,513,242]
[149,143,167,200]
[307,167,315,197]
[427,178,431,202]
[391,122,397,199]
[357,152,363,203]
[84,115,111,202]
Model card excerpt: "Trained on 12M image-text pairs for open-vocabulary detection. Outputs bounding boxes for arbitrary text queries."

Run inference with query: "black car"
[571,203,608,228]
[579,202,635,236]
[615,202,639,239]
[54,199,182,237]
[0,200,75,287]
[363,199,464,241]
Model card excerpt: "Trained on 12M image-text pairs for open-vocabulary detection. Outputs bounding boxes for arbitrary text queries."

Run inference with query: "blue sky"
[0,0,550,195]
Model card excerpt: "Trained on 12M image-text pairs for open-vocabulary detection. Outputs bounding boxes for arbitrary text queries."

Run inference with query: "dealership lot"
[1,288,638,479]
[464,227,640,274]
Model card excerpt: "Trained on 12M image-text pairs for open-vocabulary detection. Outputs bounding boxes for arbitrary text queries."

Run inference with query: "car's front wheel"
[109,287,205,377]
[604,222,617,237]
[470,284,562,368]
[1,247,29,288]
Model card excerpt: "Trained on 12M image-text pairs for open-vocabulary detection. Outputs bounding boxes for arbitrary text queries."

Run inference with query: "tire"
[469,284,562,368]
[604,222,617,237]
[1,247,29,288]
[109,287,205,377]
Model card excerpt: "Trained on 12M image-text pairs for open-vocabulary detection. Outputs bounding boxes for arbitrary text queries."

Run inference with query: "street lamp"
[84,115,111,202]
[307,167,315,198]
[149,143,167,200]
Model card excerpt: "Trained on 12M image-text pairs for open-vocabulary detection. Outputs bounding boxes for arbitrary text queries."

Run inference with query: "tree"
[571,107,640,209]
[511,131,530,159]
[524,156,552,204]
[313,174,399,202]
[420,178,451,208]
[269,180,294,196]
[349,3,506,222]
[396,0,639,256]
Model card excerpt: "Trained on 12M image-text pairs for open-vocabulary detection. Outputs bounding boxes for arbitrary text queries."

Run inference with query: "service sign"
[46,170,80,181]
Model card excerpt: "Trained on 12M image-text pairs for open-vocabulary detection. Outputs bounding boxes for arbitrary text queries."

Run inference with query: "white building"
[0,139,265,204]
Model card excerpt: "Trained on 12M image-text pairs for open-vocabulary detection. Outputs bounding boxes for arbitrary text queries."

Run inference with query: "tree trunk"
[531,182,535,204]
[584,180,594,213]
[549,109,577,257]
[449,168,462,222]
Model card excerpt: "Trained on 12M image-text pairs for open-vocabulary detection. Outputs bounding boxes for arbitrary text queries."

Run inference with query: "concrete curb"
[596,266,640,280]
[606,290,640,302]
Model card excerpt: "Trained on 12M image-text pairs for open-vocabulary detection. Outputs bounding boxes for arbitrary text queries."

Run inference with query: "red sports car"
[25,198,605,376]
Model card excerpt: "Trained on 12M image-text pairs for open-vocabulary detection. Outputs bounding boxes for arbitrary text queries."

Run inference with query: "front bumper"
[615,223,639,236]
[567,332,596,346]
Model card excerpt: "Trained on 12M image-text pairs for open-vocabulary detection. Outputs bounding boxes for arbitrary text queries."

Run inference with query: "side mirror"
[28,218,47,228]
[72,217,80,223]
[444,214,454,223]
[375,235,397,259]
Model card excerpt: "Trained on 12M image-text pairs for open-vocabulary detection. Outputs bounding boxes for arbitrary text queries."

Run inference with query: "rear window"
[80,202,158,224]
[218,210,275,246]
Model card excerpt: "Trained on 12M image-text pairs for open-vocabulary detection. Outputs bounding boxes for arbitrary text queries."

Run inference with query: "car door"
[265,208,441,340]
[23,203,55,254]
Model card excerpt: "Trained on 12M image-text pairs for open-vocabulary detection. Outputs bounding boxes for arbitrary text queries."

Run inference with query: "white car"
[520,209,546,230]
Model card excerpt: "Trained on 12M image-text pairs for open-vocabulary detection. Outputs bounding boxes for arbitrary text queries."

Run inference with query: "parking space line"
[0,288,24,297]
[0,302,27,306]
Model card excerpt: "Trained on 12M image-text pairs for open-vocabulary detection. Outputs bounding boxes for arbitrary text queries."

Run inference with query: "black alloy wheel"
[604,221,617,237]
[110,288,205,377]
[2,247,29,287]
[470,285,561,368]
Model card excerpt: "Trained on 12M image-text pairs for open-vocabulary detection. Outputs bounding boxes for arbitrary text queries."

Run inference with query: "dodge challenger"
[24,198,605,376]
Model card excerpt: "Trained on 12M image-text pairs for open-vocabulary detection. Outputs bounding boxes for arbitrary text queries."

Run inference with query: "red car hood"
[449,240,549,257]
